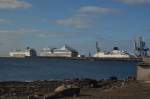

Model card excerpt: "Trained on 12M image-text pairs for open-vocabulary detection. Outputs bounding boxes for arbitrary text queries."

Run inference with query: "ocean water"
[0,58,139,81]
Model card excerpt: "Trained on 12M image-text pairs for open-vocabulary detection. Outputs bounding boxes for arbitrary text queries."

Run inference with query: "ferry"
[94,47,130,58]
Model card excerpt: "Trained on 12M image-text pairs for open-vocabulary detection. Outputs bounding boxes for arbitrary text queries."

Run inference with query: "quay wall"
[137,64,150,81]
[18,56,142,61]
[1,56,141,61]
[137,57,150,81]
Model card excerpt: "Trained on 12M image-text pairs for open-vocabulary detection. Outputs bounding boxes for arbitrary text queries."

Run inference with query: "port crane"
[134,37,149,57]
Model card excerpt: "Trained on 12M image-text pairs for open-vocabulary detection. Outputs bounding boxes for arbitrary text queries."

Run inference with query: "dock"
[0,56,142,61]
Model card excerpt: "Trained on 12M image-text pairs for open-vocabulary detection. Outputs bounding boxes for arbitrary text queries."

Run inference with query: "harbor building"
[9,47,37,57]
[40,45,78,57]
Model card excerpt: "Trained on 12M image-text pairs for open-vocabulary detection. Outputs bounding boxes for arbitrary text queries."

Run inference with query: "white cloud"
[0,29,44,44]
[56,16,94,29]
[0,28,72,40]
[0,19,12,24]
[117,0,150,4]
[56,6,119,29]
[0,0,31,9]
[0,29,38,35]
[78,6,119,14]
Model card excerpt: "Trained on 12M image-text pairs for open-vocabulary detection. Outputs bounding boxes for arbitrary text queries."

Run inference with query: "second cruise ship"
[40,45,78,57]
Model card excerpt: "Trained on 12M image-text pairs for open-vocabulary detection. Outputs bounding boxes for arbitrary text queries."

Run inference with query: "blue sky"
[0,0,150,56]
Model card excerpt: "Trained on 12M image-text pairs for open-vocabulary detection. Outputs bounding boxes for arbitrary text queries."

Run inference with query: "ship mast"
[96,42,101,53]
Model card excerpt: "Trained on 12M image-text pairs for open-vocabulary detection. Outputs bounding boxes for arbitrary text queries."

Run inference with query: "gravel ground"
[0,79,150,99]
[65,81,150,99]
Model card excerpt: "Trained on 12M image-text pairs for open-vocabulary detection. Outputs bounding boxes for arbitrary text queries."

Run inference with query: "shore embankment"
[0,77,149,99]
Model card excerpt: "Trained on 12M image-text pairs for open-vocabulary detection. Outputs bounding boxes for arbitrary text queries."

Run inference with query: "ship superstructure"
[40,45,78,57]
[9,47,37,57]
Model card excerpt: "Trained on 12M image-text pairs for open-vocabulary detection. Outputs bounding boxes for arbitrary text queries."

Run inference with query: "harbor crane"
[134,37,149,57]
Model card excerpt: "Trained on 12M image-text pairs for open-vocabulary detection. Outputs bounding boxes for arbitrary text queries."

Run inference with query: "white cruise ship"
[9,47,37,57]
[40,45,78,57]
[94,46,130,58]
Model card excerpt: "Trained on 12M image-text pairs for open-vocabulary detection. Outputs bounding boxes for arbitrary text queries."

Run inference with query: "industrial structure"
[134,37,149,57]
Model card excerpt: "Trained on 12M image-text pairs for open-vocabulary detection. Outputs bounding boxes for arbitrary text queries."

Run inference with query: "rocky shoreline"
[0,77,149,99]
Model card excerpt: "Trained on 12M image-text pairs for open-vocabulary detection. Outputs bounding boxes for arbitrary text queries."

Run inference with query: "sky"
[0,0,150,56]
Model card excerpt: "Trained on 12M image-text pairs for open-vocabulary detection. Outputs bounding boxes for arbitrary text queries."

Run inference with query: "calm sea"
[0,58,139,81]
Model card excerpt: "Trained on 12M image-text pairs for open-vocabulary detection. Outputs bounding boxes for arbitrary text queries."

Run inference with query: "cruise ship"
[94,42,130,58]
[40,45,78,57]
[9,47,37,57]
